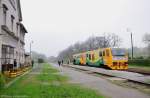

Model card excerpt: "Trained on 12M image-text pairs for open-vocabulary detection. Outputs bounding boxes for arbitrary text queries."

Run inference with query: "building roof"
[18,22,28,33]
[25,53,30,56]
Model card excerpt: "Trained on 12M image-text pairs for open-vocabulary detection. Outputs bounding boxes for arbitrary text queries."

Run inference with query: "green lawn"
[0,63,104,98]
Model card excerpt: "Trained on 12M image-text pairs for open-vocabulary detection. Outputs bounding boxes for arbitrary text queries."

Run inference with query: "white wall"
[1,0,19,36]
[0,0,26,71]
[0,0,3,72]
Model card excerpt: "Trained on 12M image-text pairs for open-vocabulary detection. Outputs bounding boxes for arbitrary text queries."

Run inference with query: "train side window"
[106,50,109,56]
[86,54,88,58]
[89,54,91,60]
[99,51,102,57]
[92,54,95,60]
[103,51,105,56]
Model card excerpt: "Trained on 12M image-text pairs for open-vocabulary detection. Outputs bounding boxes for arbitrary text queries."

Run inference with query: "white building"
[0,0,27,72]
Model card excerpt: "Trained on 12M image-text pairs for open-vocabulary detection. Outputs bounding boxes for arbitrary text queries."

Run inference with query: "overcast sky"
[21,0,150,57]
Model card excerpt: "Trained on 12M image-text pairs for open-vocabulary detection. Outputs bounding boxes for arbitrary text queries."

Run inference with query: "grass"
[128,59,150,67]
[0,63,104,98]
[129,64,150,71]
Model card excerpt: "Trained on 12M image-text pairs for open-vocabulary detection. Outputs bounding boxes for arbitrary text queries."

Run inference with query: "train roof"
[72,48,126,56]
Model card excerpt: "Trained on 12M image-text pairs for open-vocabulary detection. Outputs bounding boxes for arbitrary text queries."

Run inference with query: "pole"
[30,42,31,59]
[30,41,33,60]
[103,33,106,48]
[131,33,134,60]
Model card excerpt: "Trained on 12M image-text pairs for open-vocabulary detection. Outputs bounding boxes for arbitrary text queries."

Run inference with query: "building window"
[3,4,8,26]
[11,15,15,32]
[16,23,19,36]
[2,45,14,65]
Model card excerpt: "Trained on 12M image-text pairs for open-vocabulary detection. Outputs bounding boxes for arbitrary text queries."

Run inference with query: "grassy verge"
[129,64,150,71]
[128,59,150,67]
[0,63,104,98]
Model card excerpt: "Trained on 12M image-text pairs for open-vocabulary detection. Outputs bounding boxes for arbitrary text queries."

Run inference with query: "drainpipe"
[0,0,2,73]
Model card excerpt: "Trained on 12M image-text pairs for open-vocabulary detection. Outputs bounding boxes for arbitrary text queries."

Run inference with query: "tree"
[31,51,48,62]
[38,58,45,63]
[57,33,122,62]
[103,33,122,48]
[143,33,150,57]
[143,33,150,44]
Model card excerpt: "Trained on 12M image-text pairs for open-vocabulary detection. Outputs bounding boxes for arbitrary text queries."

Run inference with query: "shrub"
[0,73,6,89]
[135,56,144,59]
[129,59,150,67]
[147,56,150,59]
[38,58,45,63]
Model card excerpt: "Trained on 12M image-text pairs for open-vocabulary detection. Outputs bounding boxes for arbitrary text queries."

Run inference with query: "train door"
[102,50,106,65]
[80,54,86,65]
[105,49,112,67]
[99,50,103,65]
[82,54,86,65]
[92,53,95,64]
[89,53,91,65]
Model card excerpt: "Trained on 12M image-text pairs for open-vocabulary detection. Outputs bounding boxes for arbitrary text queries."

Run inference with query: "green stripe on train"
[86,58,104,67]
[74,59,80,65]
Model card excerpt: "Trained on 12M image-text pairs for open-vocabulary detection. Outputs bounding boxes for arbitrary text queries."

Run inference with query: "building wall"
[1,0,19,35]
[0,0,27,72]
[0,0,2,72]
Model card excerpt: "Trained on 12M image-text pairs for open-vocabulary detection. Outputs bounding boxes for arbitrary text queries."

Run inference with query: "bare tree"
[143,33,150,57]
[57,33,122,62]
[108,33,122,47]
[100,33,122,48]
[143,33,150,44]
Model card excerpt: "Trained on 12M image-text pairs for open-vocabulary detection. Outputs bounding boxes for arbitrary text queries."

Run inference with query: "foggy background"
[21,0,150,57]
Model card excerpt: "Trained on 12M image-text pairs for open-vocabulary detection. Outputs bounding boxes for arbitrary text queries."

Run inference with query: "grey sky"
[21,0,150,57]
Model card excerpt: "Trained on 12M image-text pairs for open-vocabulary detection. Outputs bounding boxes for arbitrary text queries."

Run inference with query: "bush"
[147,56,150,59]
[38,58,45,63]
[135,56,144,59]
[129,59,150,67]
[0,73,5,89]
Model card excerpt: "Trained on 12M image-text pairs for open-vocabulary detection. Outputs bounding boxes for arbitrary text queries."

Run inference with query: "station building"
[0,0,28,73]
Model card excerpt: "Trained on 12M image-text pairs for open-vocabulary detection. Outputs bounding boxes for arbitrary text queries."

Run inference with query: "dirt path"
[52,64,150,98]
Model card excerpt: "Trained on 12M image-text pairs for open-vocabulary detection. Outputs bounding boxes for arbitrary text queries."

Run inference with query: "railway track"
[63,64,150,86]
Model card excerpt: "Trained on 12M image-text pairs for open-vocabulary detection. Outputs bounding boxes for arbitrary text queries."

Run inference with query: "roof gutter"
[0,0,1,6]
[17,0,22,21]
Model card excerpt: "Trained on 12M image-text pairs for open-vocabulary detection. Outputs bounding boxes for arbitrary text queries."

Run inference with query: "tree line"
[57,33,150,62]
[57,33,121,61]
[31,33,150,63]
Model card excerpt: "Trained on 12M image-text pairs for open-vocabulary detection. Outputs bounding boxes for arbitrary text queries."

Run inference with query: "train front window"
[112,48,126,56]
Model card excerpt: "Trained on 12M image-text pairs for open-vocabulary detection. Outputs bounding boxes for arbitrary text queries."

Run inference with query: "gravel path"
[52,63,150,98]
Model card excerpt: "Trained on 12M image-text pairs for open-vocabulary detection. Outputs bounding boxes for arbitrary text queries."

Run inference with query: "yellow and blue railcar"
[73,48,128,70]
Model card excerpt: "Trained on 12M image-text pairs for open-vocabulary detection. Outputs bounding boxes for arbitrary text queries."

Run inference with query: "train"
[73,48,128,70]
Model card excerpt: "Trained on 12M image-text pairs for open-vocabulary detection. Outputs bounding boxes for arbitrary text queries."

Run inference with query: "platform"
[66,64,150,85]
